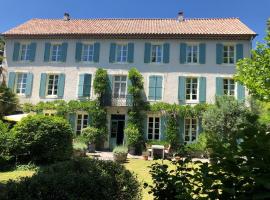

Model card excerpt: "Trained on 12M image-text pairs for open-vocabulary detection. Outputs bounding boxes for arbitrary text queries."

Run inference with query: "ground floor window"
[223,79,235,96]
[148,116,160,140]
[76,114,89,135]
[184,118,198,143]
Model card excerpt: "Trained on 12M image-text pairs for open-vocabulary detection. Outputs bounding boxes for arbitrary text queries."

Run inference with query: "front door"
[110,115,125,149]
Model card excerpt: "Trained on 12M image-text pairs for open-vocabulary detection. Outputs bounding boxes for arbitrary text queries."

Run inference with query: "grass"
[0,170,35,183]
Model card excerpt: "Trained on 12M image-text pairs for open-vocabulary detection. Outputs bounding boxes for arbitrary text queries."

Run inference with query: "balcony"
[103,94,133,107]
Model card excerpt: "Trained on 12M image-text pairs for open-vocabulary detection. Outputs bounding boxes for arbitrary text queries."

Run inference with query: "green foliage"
[113,145,128,154]
[184,132,208,157]
[81,126,104,144]
[124,123,141,147]
[146,140,170,148]
[10,115,73,164]
[93,68,108,104]
[73,141,87,151]
[1,158,141,200]
[0,85,19,119]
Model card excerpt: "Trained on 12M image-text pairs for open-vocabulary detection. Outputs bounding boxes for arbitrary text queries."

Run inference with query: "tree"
[0,85,19,119]
[234,21,270,101]
[93,68,108,105]
[0,37,6,85]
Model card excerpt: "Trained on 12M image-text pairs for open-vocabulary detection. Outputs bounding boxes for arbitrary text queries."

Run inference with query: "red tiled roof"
[3,18,256,39]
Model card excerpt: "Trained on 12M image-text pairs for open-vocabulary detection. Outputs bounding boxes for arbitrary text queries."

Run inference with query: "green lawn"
[0,170,35,183]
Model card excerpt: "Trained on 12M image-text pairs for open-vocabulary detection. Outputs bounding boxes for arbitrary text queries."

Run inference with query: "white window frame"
[50,44,62,62]
[223,78,236,97]
[81,43,94,62]
[76,113,89,135]
[46,74,59,98]
[185,77,199,103]
[116,44,128,63]
[19,43,31,61]
[151,44,163,63]
[15,73,27,95]
[186,44,199,64]
[113,75,127,99]
[147,115,161,140]
[184,118,199,144]
[223,44,235,64]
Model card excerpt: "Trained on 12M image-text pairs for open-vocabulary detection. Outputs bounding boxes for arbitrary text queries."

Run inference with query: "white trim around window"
[46,73,59,98]
[50,43,62,62]
[115,43,128,63]
[147,114,161,140]
[186,43,199,64]
[75,112,89,135]
[19,43,31,62]
[184,118,199,144]
[15,73,27,96]
[185,77,199,104]
[112,75,127,98]
[81,43,95,62]
[150,44,163,63]
[222,44,236,65]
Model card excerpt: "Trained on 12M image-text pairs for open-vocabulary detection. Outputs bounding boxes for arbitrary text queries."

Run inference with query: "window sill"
[185,100,199,104]
[45,95,59,99]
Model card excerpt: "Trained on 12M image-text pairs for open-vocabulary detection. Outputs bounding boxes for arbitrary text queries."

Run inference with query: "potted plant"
[142,151,149,160]
[124,123,140,155]
[81,126,100,153]
[113,145,128,163]
[73,138,87,157]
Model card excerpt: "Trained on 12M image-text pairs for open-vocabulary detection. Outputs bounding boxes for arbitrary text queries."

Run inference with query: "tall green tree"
[234,21,270,101]
[0,85,19,119]
[0,37,6,85]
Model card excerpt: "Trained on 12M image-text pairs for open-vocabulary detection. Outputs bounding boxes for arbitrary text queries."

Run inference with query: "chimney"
[63,13,70,21]
[177,11,184,22]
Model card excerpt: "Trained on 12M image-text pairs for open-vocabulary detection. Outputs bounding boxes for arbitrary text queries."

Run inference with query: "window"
[20,44,31,61]
[82,44,94,62]
[186,45,198,63]
[15,73,27,94]
[113,75,127,98]
[151,45,162,63]
[223,45,235,64]
[116,44,128,63]
[76,114,89,135]
[148,116,160,140]
[51,44,62,62]
[184,118,198,143]
[223,79,235,96]
[186,78,198,101]
[47,74,59,96]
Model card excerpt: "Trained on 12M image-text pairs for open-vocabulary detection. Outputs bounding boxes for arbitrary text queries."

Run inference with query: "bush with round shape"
[113,145,128,163]
[0,158,141,200]
[124,123,140,148]
[10,115,73,164]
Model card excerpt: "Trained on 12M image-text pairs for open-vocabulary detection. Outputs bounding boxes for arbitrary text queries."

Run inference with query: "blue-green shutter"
[109,43,116,63]
[178,76,186,104]
[180,43,187,64]
[199,43,206,64]
[127,43,134,63]
[144,43,151,63]
[39,73,47,97]
[179,116,185,144]
[75,42,82,62]
[160,115,166,140]
[25,73,33,97]
[163,43,170,63]
[44,43,51,62]
[12,42,20,61]
[105,74,113,105]
[199,77,206,103]
[87,114,92,126]
[216,43,223,64]
[216,77,224,96]
[61,42,68,62]
[7,72,16,90]
[237,83,245,101]
[236,44,243,61]
[93,42,100,63]
[29,43,37,62]
[68,113,76,133]
[148,76,156,100]
[155,76,163,100]
[57,73,65,98]
[78,74,85,97]
[83,74,92,97]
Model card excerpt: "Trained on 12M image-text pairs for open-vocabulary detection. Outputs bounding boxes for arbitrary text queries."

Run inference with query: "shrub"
[113,146,128,163]
[10,115,73,164]
[81,126,100,144]
[1,158,141,200]
[124,123,141,147]
[0,85,19,119]
[184,132,208,158]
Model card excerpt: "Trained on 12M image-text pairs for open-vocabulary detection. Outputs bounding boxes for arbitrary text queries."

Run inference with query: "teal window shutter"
[180,43,187,64]
[127,43,134,63]
[199,77,206,103]
[61,42,68,62]
[29,42,37,62]
[78,74,85,97]
[155,76,163,100]
[87,114,92,126]
[237,83,245,101]
[216,77,224,96]
[216,43,223,64]
[144,43,151,63]
[93,42,100,63]
[57,73,65,98]
[7,72,16,90]
[199,43,206,64]
[148,76,156,100]
[75,42,82,62]
[178,76,186,104]
[160,115,166,140]
[39,73,47,97]
[12,42,20,61]
[109,43,116,63]
[236,44,243,61]
[68,113,76,133]
[83,74,92,97]
[163,43,170,63]
[44,43,51,62]
[25,73,33,97]
[179,116,184,144]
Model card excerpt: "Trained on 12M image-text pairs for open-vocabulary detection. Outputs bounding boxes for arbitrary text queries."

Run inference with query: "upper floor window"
[186,45,199,63]
[147,116,160,140]
[151,45,162,63]
[82,44,94,62]
[113,75,127,98]
[184,118,198,143]
[47,74,59,96]
[15,73,27,95]
[223,45,235,64]
[76,114,89,135]
[186,78,198,101]
[116,44,128,63]
[223,79,235,96]
[51,44,62,62]
[20,44,31,61]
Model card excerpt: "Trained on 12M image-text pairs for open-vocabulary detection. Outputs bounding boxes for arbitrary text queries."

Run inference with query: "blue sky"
[0,0,269,45]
